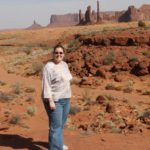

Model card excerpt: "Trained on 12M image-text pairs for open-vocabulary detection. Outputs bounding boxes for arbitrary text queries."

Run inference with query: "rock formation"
[139,4,150,20]
[97,0,100,22]
[47,3,150,27]
[119,4,150,22]
[92,10,97,23]
[119,6,140,22]
[85,6,92,24]
[79,2,150,24]
[79,9,84,24]
[26,20,43,30]
[47,14,79,27]
[79,0,102,25]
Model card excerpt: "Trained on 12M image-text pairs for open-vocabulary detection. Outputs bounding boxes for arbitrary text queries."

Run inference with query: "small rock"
[105,103,115,113]
[96,95,106,104]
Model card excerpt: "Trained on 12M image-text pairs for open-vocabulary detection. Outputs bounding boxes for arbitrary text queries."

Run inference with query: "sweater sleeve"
[42,64,52,99]
[62,62,73,81]
[67,65,73,81]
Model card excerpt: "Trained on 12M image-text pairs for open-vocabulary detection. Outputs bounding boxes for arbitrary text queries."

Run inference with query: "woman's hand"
[49,99,56,110]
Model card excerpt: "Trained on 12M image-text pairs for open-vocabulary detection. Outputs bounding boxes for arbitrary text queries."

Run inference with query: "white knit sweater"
[42,61,72,101]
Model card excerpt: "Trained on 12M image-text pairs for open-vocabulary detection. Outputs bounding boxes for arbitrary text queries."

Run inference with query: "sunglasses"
[54,51,64,54]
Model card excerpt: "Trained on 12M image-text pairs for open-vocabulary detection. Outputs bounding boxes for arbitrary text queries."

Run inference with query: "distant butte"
[47,13,79,27]
[26,20,43,30]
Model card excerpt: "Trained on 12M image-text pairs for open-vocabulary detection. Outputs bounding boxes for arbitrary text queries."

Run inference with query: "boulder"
[96,68,107,79]
[105,103,115,113]
[131,60,150,76]
[96,95,106,104]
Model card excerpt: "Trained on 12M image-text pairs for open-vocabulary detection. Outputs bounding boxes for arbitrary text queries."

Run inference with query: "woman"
[42,44,72,150]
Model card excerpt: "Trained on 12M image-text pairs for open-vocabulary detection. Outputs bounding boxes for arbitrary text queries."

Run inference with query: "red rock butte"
[48,2,150,27]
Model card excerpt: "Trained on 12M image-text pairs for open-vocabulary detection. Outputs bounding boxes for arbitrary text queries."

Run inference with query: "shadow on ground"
[0,134,48,150]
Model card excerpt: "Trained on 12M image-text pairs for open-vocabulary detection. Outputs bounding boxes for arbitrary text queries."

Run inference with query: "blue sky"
[0,0,149,29]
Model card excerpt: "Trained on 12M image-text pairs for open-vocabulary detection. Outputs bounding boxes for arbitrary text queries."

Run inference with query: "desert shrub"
[25,96,34,102]
[0,80,6,86]
[122,97,128,103]
[11,83,22,94]
[122,51,128,57]
[113,115,125,125]
[130,104,138,110]
[128,57,139,67]
[85,100,96,106]
[27,106,37,116]
[84,53,91,62]
[9,115,21,125]
[105,83,115,90]
[127,80,134,87]
[37,43,49,49]
[22,48,31,55]
[0,91,13,102]
[111,127,122,133]
[25,87,35,93]
[67,38,81,51]
[27,62,44,76]
[114,86,123,91]
[102,121,116,129]
[70,106,81,115]
[104,94,116,101]
[138,108,150,125]
[82,88,95,105]
[123,86,133,93]
[103,52,115,65]
[12,59,24,66]
[142,51,149,56]
[32,62,43,74]
[4,110,11,117]
[142,51,150,59]
[142,90,150,95]
[67,39,78,48]
[82,88,92,102]
[138,20,146,28]
[129,57,138,62]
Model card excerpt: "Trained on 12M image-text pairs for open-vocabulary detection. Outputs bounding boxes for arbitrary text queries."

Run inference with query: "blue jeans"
[44,98,70,150]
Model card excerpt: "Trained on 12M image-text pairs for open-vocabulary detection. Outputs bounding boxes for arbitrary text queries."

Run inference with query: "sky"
[0,0,149,29]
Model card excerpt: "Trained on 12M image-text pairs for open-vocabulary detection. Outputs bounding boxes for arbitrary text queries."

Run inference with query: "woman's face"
[53,47,64,64]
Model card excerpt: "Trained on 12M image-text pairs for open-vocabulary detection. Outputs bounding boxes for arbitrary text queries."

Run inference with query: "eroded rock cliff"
[48,13,79,27]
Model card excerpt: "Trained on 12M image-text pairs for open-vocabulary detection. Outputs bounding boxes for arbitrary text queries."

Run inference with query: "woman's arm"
[42,65,52,99]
